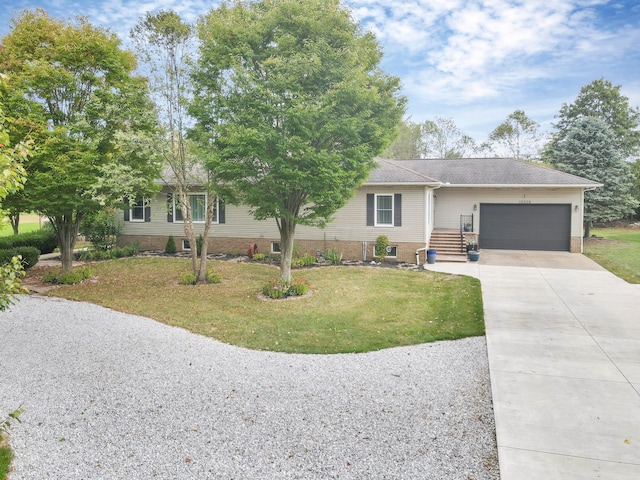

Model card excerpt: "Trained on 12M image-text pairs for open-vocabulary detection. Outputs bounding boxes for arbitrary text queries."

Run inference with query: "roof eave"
[439,183,603,188]
[363,182,442,187]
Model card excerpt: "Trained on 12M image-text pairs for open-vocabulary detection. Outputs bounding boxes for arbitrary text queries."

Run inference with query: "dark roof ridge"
[377,158,441,183]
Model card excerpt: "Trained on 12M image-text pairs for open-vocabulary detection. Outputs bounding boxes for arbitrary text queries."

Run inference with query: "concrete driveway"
[427,250,640,479]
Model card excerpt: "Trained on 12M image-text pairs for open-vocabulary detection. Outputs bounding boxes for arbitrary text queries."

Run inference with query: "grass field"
[44,257,485,354]
[0,214,43,237]
[0,436,11,480]
[584,228,640,284]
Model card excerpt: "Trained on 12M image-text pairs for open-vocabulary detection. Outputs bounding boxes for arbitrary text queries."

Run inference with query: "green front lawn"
[44,257,484,354]
[584,228,640,283]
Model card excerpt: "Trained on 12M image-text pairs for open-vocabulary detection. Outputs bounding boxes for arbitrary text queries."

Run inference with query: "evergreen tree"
[547,117,637,236]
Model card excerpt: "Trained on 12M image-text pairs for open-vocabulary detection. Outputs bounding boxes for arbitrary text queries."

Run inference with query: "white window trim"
[182,239,191,251]
[374,193,394,227]
[129,198,147,223]
[173,193,218,225]
[271,242,281,254]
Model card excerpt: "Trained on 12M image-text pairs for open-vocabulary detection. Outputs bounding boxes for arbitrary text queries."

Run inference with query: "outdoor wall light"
[574,205,579,211]
[473,204,477,211]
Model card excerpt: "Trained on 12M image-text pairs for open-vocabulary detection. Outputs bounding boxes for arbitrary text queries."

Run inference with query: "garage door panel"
[480,204,571,251]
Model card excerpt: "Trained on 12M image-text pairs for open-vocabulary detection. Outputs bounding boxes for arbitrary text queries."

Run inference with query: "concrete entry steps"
[426,250,640,480]
[429,229,468,262]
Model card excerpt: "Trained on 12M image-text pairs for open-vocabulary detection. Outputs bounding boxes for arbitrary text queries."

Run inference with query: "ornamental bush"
[165,235,177,254]
[0,228,57,254]
[79,208,121,251]
[326,247,343,265]
[180,269,222,285]
[262,277,310,299]
[291,252,315,268]
[374,235,390,262]
[43,266,94,285]
[0,247,39,269]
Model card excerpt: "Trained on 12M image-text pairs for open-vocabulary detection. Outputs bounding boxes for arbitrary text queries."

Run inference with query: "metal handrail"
[460,214,474,252]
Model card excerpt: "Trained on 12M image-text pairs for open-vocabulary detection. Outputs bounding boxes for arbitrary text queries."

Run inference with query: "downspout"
[417,183,442,265]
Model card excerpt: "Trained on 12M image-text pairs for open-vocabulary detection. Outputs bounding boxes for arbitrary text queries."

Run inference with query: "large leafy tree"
[191,0,405,283]
[420,117,476,158]
[382,117,476,159]
[0,76,42,234]
[131,10,217,283]
[550,78,640,159]
[547,117,637,237]
[484,110,542,161]
[0,75,29,309]
[380,119,422,159]
[1,9,161,273]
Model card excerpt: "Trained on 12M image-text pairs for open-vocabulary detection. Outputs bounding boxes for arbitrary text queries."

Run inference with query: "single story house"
[119,158,602,264]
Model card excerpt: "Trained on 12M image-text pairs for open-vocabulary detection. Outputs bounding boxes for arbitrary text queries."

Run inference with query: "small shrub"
[179,269,222,285]
[16,247,39,269]
[262,278,286,299]
[374,235,390,262]
[179,271,197,285]
[0,256,27,311]
[252,253,265,261]
[326,247,343,265]
[206,269,222,284]
[165,235,177,254]
[0,228,57,254]
[290,277,310,296]
[79,245,138,261]
[0,247,39,270]
[262,277,310,299]
[43,266,93,285]
[292,252,316,268]
[80,208,121,251]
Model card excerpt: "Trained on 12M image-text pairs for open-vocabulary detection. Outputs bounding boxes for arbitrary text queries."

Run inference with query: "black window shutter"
[123,198,130,222]
[366,194,374,226]
[145,203,151,222]
[167,193,173,222]
[218,199,225,224]
[394,194,402,227]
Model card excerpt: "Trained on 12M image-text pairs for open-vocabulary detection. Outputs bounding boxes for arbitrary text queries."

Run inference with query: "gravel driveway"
[0,295,498,479]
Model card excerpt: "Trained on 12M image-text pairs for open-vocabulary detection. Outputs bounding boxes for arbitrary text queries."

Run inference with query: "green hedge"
[0,247,40,270]
[0,229,57,254]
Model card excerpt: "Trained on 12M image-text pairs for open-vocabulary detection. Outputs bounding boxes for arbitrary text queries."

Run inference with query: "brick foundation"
[570,236,582,253]
[119,235,426,264]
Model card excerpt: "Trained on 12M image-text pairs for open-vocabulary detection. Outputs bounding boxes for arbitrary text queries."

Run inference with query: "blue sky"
[1,0,639,143]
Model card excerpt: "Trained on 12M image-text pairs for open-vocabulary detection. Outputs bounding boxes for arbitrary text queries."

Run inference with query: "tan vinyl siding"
[122,186,426,244]
[434,187,584,238]
[296,186,425,244]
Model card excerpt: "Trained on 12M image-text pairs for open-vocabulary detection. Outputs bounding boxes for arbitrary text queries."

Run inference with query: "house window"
[367,193,402,227]
[271,242,281,254]
[182,239,191,250]
[374,244,398,258]
[125,198,149,222]
[375,194,393,226]
[130,199,146,222]
[174,194,217,224]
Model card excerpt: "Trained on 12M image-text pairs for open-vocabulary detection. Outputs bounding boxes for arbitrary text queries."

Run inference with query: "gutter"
[437,183,603,188]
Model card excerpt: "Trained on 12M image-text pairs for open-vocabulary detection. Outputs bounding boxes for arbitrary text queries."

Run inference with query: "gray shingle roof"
[366,158,602,187]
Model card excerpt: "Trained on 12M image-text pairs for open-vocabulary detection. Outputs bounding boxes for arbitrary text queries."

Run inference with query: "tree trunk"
[10,212,19,236]
[197,194,216,283]
[51,214,80,274]
[278,218,296,284]
[583,221,592,239]
[178,191,198,275]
